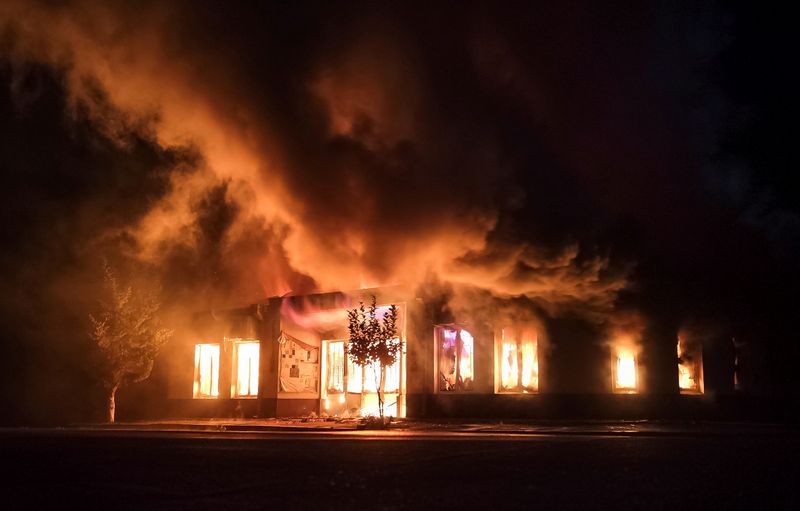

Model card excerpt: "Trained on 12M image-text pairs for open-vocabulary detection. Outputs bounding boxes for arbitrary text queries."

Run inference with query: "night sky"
[0,1,797,424]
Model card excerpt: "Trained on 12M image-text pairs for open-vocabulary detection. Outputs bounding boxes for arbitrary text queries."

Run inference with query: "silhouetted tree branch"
[347,295,401,422]
[89,262,172,422]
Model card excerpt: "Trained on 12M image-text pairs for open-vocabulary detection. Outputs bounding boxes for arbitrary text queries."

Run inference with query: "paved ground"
[65,417,799,436]
[1,425,798,510]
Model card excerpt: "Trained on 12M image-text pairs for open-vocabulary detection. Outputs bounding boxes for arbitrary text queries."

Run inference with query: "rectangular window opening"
[612,346,638,394]
[677,336,704,394]
[194,343,220,398]
[436,326,474,392]
[233,340,260,398]
[321,339,404,417]
[496,327,539,393]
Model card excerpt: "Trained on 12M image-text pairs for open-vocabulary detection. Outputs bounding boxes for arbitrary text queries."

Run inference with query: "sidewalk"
[73,417,797,437]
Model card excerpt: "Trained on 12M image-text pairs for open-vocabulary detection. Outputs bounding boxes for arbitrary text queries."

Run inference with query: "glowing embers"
[437,326,474,392]
[193,343,220,398]
[612,346,638,393]
[233,341,260,398]
[677,336,703,394]
[497,328,539,393]
[321,340,403,417]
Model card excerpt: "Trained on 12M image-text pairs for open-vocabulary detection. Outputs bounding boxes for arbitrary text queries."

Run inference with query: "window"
[233,340,259,398]
[324,340,401,394]
[436,326,474,392]
[347,354,401,393]
[348,356,369,393]
[612,346,637,393]
[677,336,703,394]
[326,341,345,393]
[322,339,404,417]
[194,343,220,398]
[496,328,539,393]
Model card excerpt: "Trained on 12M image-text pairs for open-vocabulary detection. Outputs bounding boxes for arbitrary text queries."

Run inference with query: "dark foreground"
[1,428,798,510]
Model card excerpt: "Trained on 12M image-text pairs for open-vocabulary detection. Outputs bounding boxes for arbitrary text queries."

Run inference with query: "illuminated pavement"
[1,424,798,510]
[53,417,800,437]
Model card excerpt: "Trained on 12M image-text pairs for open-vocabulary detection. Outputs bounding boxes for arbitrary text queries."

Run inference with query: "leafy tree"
[89,262,172,422]
[347,295,401,422]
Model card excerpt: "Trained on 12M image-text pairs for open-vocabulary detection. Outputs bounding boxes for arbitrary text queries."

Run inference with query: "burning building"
[1,0,789,427]
[151,285,742,421]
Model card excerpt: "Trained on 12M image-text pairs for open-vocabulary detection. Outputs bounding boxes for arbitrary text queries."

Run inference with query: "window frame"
[231,339,260,399]
[611,347,638,394]
[193,343,221,399]
[677,338,704,395]
[435,325,476,393]
[494,327,540,394]
[321,339,404,396]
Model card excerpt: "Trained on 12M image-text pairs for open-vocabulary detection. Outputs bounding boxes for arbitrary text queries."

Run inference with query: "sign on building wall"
[279,331,320,393]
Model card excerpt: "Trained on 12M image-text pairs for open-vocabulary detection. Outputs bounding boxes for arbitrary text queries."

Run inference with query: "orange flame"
[612,345,637,393]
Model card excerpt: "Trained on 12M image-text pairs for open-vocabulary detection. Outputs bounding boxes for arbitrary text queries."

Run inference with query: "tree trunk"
[378,365,386,422]
[361,369,367,417]
[108,385,118,423]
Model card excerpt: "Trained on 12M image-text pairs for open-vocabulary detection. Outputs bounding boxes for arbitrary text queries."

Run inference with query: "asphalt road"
[1,429,798,510]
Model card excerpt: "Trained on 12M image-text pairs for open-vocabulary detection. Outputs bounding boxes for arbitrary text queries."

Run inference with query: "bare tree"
[89,262,172,422]
[347,296,401,422]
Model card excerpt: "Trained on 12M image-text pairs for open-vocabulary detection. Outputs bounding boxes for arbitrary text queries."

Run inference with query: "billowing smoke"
[0,0,627,313]
[1,1,797,423]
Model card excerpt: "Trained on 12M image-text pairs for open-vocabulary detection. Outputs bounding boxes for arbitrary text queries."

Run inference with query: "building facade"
[155,286,753,420]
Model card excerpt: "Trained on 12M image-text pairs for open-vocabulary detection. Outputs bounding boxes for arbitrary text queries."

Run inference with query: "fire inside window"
[677,336,703,394]
[437,326,474,392]
[324,340,401,394]
[233,341,260,398]
[326,341,345,393]
[349,356,401,393]
[322,340,403,417]
[194,343,220,398]
[612,346,637,393]
[497,328,539,393]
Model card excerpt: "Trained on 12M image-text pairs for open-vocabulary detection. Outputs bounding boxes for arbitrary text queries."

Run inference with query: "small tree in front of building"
[89,262,172,422]
[347,296,401,423]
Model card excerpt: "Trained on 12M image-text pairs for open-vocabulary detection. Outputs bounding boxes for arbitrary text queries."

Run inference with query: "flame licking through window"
[497,328,539,393]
